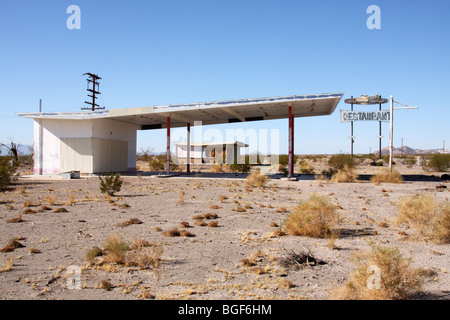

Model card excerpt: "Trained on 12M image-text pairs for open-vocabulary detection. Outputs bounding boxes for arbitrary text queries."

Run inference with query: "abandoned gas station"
[17,93,344,178]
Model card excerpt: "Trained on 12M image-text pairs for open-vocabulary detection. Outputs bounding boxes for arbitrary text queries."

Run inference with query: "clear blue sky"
[1,0,449,155]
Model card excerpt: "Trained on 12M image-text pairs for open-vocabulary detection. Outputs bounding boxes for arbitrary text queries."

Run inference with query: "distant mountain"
[379,146,447,155]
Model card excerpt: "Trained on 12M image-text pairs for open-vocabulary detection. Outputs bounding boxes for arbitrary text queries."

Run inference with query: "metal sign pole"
[389,95,394,171]
[351,96,354,158]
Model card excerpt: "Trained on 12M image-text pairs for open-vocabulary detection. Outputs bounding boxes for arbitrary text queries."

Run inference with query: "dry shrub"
[210,164,224,173]
[99,280,113,291]
[284,194,340,238]
[207,221,219,228]
[115,218,143,228]
[162,228,181,237]
[0,257,14,272]
[126,242,163,270]
[194,220,207,227]
[86,246,103,263]
[395,194,450,243]
[331,165,359,183]
[0,239,25,252]
[131,239,150,250]
[180,230,196,237]
[103,234,130,264]
[45,196,57,205]
[6,214,24,223]
[332,244,423,300]
[370,169,403,184]
[245,171,268,188]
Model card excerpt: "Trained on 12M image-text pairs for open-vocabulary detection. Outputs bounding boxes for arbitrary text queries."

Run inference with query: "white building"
[175,141,249,165]
[17,93,343,176]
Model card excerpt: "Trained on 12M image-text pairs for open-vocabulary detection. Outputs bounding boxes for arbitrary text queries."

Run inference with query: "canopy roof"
[18,92,344,129]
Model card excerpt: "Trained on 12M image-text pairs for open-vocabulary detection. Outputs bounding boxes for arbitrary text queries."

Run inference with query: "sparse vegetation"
[427,153,450,172]
[245,171,268,188]
[395,194,450,243]
[103,234,130,264]
[0,157,18,192]
[284,194,340,238]
[332,244,423,300]
[330,165,359,183]
[99,173,122,196]
[370,169,403,184]
[328,153,355,171]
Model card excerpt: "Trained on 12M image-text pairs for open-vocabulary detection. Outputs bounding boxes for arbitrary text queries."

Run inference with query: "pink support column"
[166,116,171,175]
[288,105,294,178]
[186,122,191,173]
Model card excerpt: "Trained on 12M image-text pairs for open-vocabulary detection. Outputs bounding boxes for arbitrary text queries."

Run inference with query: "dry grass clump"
[6,214,24,223]
[162,228,181,237]
[245,171,268,188]
[86,246,104,263]
[395,194,450,243]
[103,234,130,264]
[332,244,423,300]
[115,218,143,228]
[370,169,403,184]
[194,220,207,227]
[284,194,340,238]
[0,257,14,272]
[193,213,218,220]
[331,165,359,183]
[207,221,219,228]
[1,239,25,252]
[126,242,163,270]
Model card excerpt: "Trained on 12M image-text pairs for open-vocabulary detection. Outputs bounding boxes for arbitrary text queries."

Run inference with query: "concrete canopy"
[18,92,344,129]
[17,92,343,176]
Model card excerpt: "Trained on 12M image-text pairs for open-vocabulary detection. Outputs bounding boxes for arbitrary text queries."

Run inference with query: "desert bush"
[103,234,130,264]
[395,194,450,243]
[328,154,355,171]
[284,194,340,238]
[370,169,403,184]
[99,173,122,196]
[0,157,18,192]
[332,244,423,300]
[149,154,178,172]
[126,242,163,270]
[277,154,299,167]
[330,165,359,183]
[298,160,314,174]
[245,171,268,188]
[427,154,450,172]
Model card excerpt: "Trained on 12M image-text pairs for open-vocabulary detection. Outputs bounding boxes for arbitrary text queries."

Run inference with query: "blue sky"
[0,0,449,155]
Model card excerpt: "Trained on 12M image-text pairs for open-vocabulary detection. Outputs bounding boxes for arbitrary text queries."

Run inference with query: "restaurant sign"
[340,110,390,123]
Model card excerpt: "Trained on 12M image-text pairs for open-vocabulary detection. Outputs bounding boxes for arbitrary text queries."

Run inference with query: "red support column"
[186,122,191,173]
[166,116,171,175]
[288,105,294,178]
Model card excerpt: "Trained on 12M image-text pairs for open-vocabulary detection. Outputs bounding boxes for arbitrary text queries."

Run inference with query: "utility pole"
[82,73,104,111]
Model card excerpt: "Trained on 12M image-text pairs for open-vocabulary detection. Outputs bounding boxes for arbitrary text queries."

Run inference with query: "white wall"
[34,118,138,174]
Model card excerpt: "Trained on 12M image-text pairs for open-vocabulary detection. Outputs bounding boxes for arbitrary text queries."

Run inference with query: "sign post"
[343,95,389,158]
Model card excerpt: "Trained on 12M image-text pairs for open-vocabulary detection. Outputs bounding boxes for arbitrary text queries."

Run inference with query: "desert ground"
[0,159,449,300]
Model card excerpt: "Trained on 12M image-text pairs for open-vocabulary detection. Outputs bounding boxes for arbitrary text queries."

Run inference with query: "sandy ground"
[0,162,449,300]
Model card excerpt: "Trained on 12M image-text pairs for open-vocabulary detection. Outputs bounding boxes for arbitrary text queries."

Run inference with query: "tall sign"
[343,95,388,158]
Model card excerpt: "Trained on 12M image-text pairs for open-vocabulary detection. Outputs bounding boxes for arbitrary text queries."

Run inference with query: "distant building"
[175,141,248,165]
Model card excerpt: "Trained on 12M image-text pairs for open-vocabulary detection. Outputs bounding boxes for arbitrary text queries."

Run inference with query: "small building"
[17,92,343,177]
[175,141,249,165]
